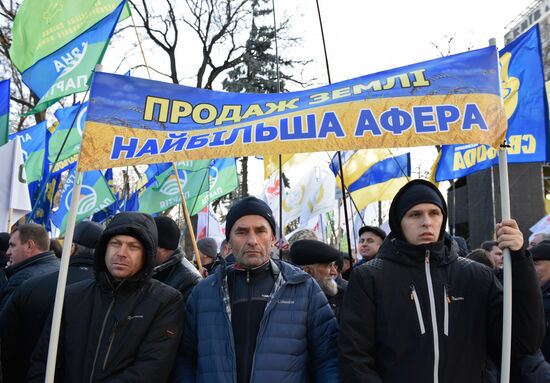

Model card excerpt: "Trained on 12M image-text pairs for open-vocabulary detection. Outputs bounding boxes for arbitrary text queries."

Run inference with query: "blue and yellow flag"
[78,46,506,171]
[436,25,548,181]
[331,149,411,211]
[0,79,9,146]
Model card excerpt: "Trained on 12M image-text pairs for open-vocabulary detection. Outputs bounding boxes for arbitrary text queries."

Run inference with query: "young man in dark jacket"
[27,212,185,382]
[0,220,103,382]
[153,216,201,301]
[172,196,339,383]
[339,179,544,383]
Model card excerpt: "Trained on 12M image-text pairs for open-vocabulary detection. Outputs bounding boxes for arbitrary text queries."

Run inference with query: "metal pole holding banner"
[489,37,512,383]
[315,0,353,265]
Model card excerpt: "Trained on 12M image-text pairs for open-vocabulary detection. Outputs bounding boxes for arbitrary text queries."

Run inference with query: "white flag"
[0,137,32,230]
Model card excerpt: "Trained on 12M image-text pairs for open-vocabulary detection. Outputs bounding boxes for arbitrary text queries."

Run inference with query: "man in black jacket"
[27,212,185,382]
[153,216,201,301]
[0,224,59,312]
[339,179,544,383]
[0,220,103,382]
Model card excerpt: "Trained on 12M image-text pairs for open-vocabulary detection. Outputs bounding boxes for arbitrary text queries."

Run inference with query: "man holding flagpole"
[339,179,544,383]
[27,212,184,382]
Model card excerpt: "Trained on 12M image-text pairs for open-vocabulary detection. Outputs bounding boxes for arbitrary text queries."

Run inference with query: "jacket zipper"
[410,284,426,334]
[102,320,118,370]
[89,297,116,383]
[443,286,449,336]
[248,271,285,383]
[425,250,440,383]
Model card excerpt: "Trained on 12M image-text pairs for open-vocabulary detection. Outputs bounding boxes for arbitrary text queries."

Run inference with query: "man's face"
[489,245,504,269]
[400,203,443,245]
[534,260,550,286]
[358,231,383,260]
[229,215,275,268]
[305,262,338,296]
[105,235,144,280]
[6,231,31,265]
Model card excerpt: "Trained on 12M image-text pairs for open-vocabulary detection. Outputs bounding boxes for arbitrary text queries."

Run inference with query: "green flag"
[10,0,129,73]
[139,158,238,216]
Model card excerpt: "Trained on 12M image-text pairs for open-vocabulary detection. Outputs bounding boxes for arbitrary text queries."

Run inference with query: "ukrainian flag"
[330,149,411,211]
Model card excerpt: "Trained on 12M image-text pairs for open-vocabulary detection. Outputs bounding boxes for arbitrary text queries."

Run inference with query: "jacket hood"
[94,212,158,282]
[388,179,448,241]
[377,232,459,267]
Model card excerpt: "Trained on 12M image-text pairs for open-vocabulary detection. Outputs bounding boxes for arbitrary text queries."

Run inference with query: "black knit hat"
[154,216,180,250]
[73,221,104,249]
[0,232,9,252]
[197,238,218,258]
[530,240,550,261]
[225,196,276,240]
[389,179,447,240]
[358,226,386,241]
[290,239,340,265]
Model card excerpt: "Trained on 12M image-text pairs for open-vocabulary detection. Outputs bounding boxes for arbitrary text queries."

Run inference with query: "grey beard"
[318,277,338,297]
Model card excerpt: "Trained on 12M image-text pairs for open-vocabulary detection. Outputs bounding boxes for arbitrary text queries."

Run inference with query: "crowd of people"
[0,179,547,382]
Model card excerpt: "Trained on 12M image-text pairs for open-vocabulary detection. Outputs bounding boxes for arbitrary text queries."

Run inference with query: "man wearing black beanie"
[173,196,339,383]
[152,216,201,301]
[339,179,544,383]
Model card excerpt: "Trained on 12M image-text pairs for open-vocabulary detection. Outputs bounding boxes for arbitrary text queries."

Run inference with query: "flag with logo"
[436,25,548,181]
[21,1,126,113]
[48,102,88,172]
[331,149,411,211]
[9,122,47,197]
[0,79,9,146]
[10,0,129,73]
[138,158,238,216]
[51,166,116,233]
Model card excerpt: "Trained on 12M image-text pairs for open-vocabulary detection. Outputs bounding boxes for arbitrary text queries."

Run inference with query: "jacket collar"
[5,251,58,277]
[377,233,458,267]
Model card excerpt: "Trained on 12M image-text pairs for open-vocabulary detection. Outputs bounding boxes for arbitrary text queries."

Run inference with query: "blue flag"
[51,166,116,233]
[0,79,9,145]
[436,25,548,181]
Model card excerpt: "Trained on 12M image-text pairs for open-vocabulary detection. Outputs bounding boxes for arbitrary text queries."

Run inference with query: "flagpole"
[45,170,82,383]
[315,0,353,263]
[489,37,512,383]
[271,0,285,248]
[172,164,203,270]
[130,15,202,270]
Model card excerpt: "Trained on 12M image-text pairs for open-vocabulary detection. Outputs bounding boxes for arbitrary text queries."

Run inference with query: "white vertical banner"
[0,137,32,230]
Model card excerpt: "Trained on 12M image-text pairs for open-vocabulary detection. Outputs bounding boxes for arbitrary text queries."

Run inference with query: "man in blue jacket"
[172,196,339,383]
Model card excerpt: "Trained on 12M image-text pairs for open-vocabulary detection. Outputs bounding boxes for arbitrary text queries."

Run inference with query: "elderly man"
[339,179,544,383]
[173,196,338,383]
[27,212,185,382]
[290,239,345,321]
